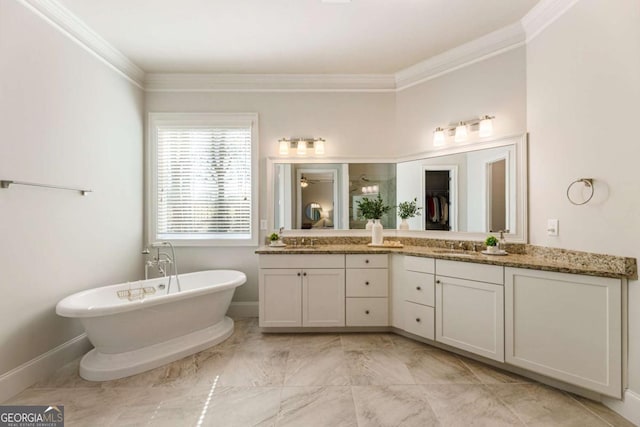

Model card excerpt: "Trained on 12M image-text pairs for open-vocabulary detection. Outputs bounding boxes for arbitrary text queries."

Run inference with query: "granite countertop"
[256,244,637,279]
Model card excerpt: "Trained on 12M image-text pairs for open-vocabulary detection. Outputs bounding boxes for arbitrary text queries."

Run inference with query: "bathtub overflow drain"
[158,284,166,290]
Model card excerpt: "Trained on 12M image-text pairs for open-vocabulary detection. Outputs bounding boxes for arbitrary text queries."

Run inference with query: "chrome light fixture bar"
[433,115,495,147]
[278,138,326,156]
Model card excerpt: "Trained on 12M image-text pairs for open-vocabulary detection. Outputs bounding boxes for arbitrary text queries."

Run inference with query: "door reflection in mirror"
[398,144,515,233]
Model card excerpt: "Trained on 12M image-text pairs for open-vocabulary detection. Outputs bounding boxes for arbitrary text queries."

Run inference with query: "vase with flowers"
[397,198,422,230]
[357,194,391,245]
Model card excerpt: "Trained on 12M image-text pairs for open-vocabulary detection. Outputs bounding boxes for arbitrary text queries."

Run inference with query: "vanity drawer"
[404,271,435,306]
[403,301,435,340]
[404,256,435,274]
[346,269,388,297]
[436,259,504,285]
[346,254,388,269]
[346,298,389,326]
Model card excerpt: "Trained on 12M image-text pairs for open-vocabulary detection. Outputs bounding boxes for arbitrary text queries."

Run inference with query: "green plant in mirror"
[485,235,498,247]
[357,194,391,220]
[398,197,422,220]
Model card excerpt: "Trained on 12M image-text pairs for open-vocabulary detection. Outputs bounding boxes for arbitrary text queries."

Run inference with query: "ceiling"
[57,0,539,74]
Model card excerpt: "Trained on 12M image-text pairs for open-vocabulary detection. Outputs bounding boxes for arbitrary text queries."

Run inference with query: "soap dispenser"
[498,230,508,252]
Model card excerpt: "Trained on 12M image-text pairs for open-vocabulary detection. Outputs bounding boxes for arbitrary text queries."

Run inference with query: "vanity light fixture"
[454,122,468,142]
[433,128,445,147]
[297,140,307,156]
[278,138,326,157]
[314,139,325,155]
[432,115,495,147]
[279,139,290,156]
[478,115,493,138]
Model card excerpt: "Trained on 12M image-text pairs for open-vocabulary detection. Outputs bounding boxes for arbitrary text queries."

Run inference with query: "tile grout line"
[479,382,529,426]
[563,392,615,427]
[456,357,529,427]
[349,385,364,427]
[456,357,485,384]
[273,385,285,427]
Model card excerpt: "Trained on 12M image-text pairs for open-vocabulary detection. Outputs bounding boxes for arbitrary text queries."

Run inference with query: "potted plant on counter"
[269,232,283,247]
[485,235,499,254]
[357,194,391,245]
[397,198,422,230]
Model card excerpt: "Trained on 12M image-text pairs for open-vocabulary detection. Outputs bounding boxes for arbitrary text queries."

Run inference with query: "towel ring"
[566,178,594,205]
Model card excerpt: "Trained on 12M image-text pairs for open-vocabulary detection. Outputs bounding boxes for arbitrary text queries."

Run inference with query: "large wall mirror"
[268,134,527,242]
[273,163,396,230]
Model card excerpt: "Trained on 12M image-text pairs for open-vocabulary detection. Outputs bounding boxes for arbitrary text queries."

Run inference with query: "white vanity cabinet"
[435,259,505,362]
[345,254,389,326]
[505,267,622,398]
[259,255,345,327]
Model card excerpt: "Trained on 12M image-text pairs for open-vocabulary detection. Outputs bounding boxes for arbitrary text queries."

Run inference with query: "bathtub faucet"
[142,241,182,293]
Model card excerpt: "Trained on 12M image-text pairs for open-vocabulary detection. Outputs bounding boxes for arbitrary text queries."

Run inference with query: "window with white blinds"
[149,113,258,245]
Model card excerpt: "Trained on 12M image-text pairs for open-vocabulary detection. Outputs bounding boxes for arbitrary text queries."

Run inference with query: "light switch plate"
[547,219,559,236]
[260,219,267,230]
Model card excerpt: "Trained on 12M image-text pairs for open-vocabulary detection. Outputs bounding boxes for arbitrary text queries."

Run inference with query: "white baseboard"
[227,301,258,318]
[604,390,640,426]
[0,334,92,403]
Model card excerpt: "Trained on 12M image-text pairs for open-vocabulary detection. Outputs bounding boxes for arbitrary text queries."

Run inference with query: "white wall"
[526,0,640,399]
[145,91,396,302]
[395,46,527,156]
[0,0,143,375]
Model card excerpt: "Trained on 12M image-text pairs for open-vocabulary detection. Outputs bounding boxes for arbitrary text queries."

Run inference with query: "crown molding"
[17,0,579,93]
[144,73,396,92]
[394,22,526,91]
[521,0,581,43]
[17,0,145,88]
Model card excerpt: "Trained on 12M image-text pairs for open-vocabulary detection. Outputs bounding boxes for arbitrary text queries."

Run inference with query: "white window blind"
[156,124,253,240]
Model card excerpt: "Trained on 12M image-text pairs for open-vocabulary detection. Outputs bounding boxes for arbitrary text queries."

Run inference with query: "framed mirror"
[267,134,527,242]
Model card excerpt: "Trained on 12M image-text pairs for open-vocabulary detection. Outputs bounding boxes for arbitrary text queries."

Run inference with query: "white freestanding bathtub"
[56,270,246,381]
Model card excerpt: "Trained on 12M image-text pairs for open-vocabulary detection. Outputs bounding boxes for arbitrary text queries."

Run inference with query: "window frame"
[146,112,259,247]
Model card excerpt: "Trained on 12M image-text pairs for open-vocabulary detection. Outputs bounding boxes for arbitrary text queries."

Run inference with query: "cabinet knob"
[303,272,307,276]
[365,310,370,315]
[436,280,441,284]
[365,281,370,285]
[365,259,369,264]
[297,272,301,277]
[416,318,421,323]
[416,286,421,290]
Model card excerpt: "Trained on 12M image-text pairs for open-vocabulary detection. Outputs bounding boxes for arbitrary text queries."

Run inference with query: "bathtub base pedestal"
[79,316,234,381]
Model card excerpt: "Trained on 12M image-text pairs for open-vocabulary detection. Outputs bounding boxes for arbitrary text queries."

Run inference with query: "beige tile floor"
[6,318,635,427]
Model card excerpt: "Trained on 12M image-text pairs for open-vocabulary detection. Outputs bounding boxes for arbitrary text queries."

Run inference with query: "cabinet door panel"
[303,269,345,327]
[436,276,504,361]
[259,269,302,327]
[505,268,621,398]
